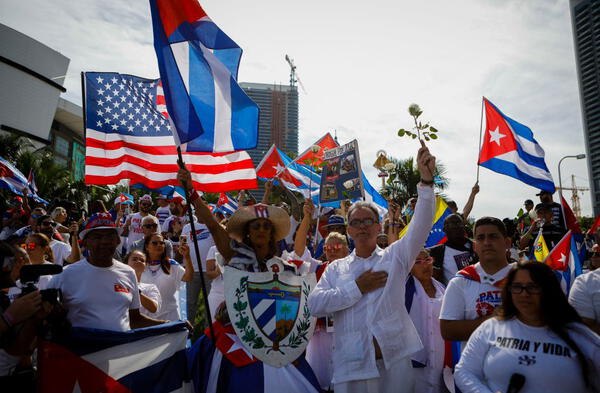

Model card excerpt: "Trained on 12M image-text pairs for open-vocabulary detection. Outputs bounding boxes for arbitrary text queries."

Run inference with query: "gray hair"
[142,215,159,225]
[50,207,66,220]
[347,201,380,223]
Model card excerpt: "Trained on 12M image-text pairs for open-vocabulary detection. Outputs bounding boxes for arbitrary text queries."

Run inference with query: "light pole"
[558,154,586,198]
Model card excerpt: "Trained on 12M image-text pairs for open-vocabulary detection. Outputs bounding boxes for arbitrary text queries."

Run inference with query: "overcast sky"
[0,0,591,219]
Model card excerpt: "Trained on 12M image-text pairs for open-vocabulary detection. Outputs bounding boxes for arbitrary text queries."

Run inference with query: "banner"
[319,140,364,203]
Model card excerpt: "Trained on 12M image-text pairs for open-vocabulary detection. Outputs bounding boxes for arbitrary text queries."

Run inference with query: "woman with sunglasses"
[455,261,600,393]
[141,233,193,321]
[125,250,161,317]
[405,249,446,393]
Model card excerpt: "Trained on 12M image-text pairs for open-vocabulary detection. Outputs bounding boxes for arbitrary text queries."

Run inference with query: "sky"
[0,0,592,219]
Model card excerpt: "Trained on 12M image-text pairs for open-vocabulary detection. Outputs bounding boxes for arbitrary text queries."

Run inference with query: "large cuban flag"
[38,322,191,393]
[478,98,555,192]
[543,230,583,294]
[149,0,259,153]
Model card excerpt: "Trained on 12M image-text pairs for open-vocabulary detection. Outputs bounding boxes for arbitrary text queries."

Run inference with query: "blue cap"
[325,215,346,228]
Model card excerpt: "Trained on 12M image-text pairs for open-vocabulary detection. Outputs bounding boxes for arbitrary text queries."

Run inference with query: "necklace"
[147,261,161,275]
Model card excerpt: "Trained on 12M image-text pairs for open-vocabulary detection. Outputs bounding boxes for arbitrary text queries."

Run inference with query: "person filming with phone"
[518,204,566,251]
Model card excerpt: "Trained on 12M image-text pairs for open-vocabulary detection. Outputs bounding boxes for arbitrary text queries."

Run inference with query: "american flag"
[83,72,257,192]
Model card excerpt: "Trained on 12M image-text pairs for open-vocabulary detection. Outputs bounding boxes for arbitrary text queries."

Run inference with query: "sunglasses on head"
[20,243,38,250]
[324,244,344,252]
[249,221,273,231]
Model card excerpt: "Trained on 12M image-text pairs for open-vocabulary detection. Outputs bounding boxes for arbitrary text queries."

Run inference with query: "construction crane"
[556,175,590,218]
[285,55,307,94]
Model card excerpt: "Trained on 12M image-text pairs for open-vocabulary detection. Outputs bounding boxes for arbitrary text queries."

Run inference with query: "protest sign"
[319,140,364,203]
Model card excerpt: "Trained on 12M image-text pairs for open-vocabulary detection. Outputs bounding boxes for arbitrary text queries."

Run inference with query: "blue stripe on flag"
[118,348,188,393]
[230,79,260,151]
[480,157,555,192]
[512,146,550,170]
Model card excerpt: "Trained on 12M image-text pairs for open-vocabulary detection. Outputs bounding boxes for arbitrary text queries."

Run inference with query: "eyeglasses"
[20,243,38,250]
[143,223,158,228]
[415,256,433,264]
[150,240,165,246]
[509,284,542,295]
[348,218,377,228]
[249,221,273,231]
[327,225,346,232]
[324,244,345,252]
[41,221,57,227]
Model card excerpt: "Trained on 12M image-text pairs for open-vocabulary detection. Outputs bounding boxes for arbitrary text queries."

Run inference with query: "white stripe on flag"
[81,330,188,381]
[86,129,176,145]
[494,150,554,181]
[506,123,546,158]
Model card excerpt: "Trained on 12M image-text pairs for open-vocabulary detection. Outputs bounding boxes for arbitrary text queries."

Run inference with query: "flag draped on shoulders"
[83,72,257,192]
[38,322,191,393]
[478,98,555,193]
[149,0,258,153]
[399,196,451,247]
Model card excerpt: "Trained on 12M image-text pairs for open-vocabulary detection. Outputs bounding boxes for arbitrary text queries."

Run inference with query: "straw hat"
[226,203,290,241]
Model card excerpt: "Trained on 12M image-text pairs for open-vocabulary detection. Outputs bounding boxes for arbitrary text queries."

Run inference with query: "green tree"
[281,303,291,321]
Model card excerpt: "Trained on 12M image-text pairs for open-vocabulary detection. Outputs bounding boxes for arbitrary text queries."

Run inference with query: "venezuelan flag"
[533,230,549,262]
[399,196,452,247]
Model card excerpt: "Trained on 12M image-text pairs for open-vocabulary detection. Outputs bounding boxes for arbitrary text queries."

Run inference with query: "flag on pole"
[83,72,257,193]
[296,133,339,167]
[399,196,452,247]
[27,169,38,195]
[533,229,549,262]
[478,98,555,193]
[0,157,30,195]
[560,195,581,233]
[588,215,600,235]
[149,0,258,153]
[543,230,583,294]
[38,322,191,393]
[217,192,238,215]
[256,145,320,198]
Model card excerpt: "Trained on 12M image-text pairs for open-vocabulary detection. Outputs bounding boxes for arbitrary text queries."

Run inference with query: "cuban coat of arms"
[224,260,317,367]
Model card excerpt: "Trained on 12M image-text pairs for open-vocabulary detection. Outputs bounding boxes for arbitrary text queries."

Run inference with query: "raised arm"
[294,198,314,257]
[177,166,234,262]
[461,182,479,219]
[178,242,194,282]
[261,180,273,204]
[386,201,403,245]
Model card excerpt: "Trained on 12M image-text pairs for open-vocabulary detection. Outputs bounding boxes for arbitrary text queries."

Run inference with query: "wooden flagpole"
[176,147,215,339]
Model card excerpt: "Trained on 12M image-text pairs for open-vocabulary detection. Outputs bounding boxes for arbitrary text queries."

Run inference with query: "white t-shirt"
[50,239,71,266]
[126,212,149,247]
[140,260,185,321]
[138,281,162,317]
[284,216,299,246]
[455,317,600,393]
[569,269,600,323]
[161,215,189,234]
[47,259,141,331]
[155,206,171,226]
[443,245,473,281]
[181,222,215,272]
[206,245,225,319]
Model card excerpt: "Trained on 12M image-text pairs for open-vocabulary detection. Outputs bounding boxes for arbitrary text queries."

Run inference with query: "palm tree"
[280,303,291,321]
[380,156,449,206]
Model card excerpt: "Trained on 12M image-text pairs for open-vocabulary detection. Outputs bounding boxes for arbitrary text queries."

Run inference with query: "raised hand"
[417,140,436,183]
[303,198,314,219]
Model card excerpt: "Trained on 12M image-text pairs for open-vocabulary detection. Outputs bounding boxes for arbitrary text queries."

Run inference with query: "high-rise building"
[570,0,600,215]
[240,82,299,167]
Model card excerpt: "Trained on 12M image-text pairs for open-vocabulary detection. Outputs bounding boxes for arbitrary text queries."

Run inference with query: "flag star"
[126,90,131,96]
[113,101,120,108]
[121,108,127,114]
[142,125,148,132]
[138,82,143,87]
[558,253,567,265]
[135,119,141,126]
[104,82,111,89]
[98,99,104,106]
[112,113,119,120]
[142,113,148,119]
[155,125,161,132]
[149,93,154,99]
[97,110,103,116]
[111,77,118,84]
[274,163,285,173]
[225,333,254,359]
[120,119,127,126]
[149,119,154,125]
[127,102,133,108]
[161,119,166,125]
[128,114,134,120]
[105,95,113,102]
[96,120,102,127]
[96,76,104,83]
[119,83,125,90]
[98,89,105,95]
[111,124,118,130]
[127,125,134,132]
[105,106,112,113]
[134,107,141,114]
[120,96,126,102]
[488,126,506,146]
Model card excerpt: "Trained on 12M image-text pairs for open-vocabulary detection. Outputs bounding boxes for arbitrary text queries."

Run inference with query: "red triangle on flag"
[217,192,228,206]
[478,98,518,164]
[560,195,581,233]
[296,132,339,167]
[543,230,572,272]
[255,145,304,187]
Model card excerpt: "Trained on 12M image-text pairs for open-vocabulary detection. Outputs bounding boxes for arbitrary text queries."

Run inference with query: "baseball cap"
[324,215,346,228]
[535,190,553,196]
[79,212,122,239]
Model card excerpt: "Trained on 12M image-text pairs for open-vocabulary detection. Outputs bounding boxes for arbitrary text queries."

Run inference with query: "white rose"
[343,180,354,189]
[383,162,396,171]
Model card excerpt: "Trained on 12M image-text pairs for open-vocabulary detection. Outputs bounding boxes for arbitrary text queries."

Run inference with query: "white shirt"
[155,206,171,226]
[138,281,161,317]
[161,214,189,234]
[569,269,600,322]
[307,185,435,384]
[50,239,71,266]
[47,259,141,331]
[141,260,185,321]
[440,262,513,349]
[455,317,600,393]
[126,212,149,247]
[181,222,215,272]
[442,246,472,282]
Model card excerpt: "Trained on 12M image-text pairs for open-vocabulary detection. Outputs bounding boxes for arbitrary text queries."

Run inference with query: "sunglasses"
[41,221,57,227]
[348,218,377,228]
[150,240,165,246]
[20,243,38,250]
[324,244,344,252]
[249,221,273,231]
[143,223,158,228]
[415,256,433,264]
[327,225,346,232]
[508,284,542,295]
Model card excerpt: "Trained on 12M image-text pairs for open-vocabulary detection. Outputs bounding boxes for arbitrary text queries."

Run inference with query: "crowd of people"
[0,142,599,392]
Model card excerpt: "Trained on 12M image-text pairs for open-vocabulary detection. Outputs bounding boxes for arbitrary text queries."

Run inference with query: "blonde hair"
[324,232,348,247]
[50,207,67,221]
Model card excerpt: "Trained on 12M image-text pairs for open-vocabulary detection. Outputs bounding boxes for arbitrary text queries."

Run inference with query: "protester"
[405,249,446,393]
[141,233,193,321]
[128,215,173,258]
[440,217,513,346]
[568,257,600,334]
[455,261,600,393]
[428,213,477,285]
[516,199,535,233]
[313,214,353,259]
[124,250,161,316]
[47,212,167,331]
[518,203,566,250]
[155,194,172,226]
[536,190,566,231]
[123,194,153,248]
[11,207,46,239]
[1,195,30,240]
[35,215,80,266]
[307,142,436,393]
[161,197,188,235]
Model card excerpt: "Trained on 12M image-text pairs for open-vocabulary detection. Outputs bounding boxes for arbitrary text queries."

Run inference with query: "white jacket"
[307,185,435,384]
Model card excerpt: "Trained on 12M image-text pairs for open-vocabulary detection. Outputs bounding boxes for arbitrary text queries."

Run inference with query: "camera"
[19,264,63,304]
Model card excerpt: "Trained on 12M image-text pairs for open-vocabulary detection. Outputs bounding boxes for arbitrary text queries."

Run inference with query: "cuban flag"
[543,230,583,294]
[188,321,320,393]
[478,98,555,193]
[149,0,259,153]
[217,192,238,215]
[0,157,47,203]
[38,322,191,393]
[256,145,321,198]
[27,168,38,195]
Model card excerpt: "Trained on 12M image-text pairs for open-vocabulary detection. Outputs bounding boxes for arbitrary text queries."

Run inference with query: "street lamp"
[558,154,586,198]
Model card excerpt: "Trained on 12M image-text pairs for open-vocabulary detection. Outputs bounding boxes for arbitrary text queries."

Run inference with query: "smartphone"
[180,235,188,244]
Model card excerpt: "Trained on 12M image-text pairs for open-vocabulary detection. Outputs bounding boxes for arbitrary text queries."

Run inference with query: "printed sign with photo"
[319,140,364,203]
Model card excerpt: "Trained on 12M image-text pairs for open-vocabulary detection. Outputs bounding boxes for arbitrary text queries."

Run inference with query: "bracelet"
[189,190,200,203]
[420,178,434,185]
